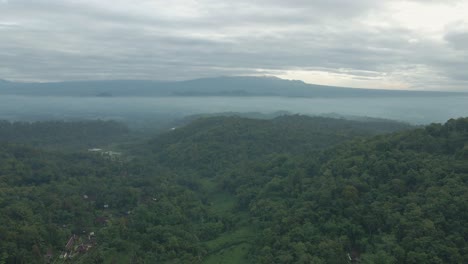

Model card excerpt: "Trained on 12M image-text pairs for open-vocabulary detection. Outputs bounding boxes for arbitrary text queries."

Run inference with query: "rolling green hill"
[0,120,130,150]
[143,115,411,173]
[0,116,467,263]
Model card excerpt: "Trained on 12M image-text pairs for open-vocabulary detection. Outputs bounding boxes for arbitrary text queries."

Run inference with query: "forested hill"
[142,115,411,173]
[241,117,468,263]
[1,116,467,263]
[0,120,129,149]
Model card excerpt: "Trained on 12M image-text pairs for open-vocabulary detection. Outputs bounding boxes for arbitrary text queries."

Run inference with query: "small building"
[88,148,102,152]
[65,235,77,250]
[95,216,109,225]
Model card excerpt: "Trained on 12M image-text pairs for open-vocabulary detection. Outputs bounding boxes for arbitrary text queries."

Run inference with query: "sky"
[0,0,468,91]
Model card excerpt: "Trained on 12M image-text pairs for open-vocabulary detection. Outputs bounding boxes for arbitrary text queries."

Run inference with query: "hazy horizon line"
[2,75,467,93]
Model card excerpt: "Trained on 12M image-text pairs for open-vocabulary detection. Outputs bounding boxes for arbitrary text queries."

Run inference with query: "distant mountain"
[0,76,465,98]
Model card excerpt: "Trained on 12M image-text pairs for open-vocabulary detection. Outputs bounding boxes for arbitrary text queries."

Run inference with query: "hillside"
[0,120,130,150]
[0,116,467,263]
[142,115,411,173]
[242,118,468,263]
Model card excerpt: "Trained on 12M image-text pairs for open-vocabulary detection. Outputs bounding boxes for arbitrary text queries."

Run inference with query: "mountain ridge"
[0,76,465,98]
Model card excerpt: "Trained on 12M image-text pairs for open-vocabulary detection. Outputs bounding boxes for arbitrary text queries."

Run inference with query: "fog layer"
[3,95,467,126]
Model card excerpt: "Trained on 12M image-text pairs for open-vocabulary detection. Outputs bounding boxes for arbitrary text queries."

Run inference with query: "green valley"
[0,115,467,263]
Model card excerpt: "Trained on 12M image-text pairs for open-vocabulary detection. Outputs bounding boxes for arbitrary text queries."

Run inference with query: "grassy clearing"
[198,178,236,214]
[203,242,251,264]
[203,226,254,264]
[198,178,255,264]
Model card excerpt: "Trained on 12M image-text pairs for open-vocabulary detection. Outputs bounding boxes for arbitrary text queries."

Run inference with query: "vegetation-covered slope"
[0,120,129,150]
[0,143,219,263]
[240,118,468,263]
[1,116,467,263]
[143,115,411,173]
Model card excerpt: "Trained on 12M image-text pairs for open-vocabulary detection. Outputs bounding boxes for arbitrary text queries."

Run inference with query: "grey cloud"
[445,31,468,50]
[0,0,467,90]
[239,0,379,15]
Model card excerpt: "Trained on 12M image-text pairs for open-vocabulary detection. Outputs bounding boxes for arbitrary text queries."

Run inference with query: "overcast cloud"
[1,0,467,90]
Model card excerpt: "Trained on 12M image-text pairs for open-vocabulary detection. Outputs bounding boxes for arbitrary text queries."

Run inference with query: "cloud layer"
[1,0,467,90]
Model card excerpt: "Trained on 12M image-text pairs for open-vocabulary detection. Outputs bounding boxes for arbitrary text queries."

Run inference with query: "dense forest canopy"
[0,120,129,150]
[0,115,467,263]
